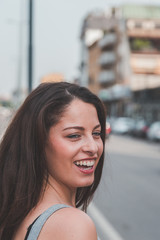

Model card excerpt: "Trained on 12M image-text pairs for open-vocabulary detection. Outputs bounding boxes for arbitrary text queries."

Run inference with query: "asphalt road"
[89,134,160,240]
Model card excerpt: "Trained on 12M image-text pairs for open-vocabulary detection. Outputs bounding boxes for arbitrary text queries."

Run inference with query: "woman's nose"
[82,137,98,155]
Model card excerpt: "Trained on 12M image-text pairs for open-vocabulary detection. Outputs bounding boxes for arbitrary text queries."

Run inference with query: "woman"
[0,82,106,240]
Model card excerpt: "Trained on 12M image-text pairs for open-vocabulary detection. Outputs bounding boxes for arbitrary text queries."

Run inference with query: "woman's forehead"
[50,99,100,130]
[61,99,98,119]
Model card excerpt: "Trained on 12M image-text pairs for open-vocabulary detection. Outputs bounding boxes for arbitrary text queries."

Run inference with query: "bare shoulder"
[39,207,98,240]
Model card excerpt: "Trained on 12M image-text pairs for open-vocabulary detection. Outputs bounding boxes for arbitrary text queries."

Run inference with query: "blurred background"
[0,0,160,240]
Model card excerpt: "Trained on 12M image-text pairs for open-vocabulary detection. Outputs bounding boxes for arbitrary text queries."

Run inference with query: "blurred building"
[79,8,132,117]
[123,5,160,122]
[41,73,64,83]
[79,5,160,121]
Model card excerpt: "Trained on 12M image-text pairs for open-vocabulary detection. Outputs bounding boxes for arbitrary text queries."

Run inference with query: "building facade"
[123,5,160,122]
[79,5,160,121]
[79,8,132,117]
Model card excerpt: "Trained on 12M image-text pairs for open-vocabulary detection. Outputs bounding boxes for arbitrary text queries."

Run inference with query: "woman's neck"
[40,176,77,208]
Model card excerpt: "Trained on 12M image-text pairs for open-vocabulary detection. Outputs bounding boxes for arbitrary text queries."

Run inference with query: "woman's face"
[45,99,103,190]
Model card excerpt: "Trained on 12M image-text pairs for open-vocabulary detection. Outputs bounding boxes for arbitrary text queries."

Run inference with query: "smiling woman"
[0,82,106,240]
[45,99,103,191]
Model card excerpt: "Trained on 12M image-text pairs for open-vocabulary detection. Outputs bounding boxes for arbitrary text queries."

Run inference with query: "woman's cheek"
[98,139,103,155]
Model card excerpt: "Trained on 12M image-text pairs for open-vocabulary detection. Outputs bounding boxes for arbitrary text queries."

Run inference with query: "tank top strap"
[26,204,71,240]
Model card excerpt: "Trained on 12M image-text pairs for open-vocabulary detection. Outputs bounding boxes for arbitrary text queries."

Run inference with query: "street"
[89,135,160,240]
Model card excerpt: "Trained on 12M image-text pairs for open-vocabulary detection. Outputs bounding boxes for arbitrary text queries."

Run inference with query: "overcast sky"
[0,0,160,97]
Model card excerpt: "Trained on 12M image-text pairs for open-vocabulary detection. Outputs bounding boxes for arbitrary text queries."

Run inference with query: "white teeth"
[75,160,95,167]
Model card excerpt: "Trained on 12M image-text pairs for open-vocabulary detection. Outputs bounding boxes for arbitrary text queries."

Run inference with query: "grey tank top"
[25,204,70,240]
[24,203,100,240]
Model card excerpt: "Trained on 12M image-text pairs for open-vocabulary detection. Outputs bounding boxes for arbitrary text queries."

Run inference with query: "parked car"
[111,117,134,135]
[147,121,160,141]
[130,119,150,138]
[106,121,111,138]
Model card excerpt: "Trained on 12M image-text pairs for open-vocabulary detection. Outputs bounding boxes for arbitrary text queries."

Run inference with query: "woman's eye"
[67,134,80,139]
[93,132,101,137]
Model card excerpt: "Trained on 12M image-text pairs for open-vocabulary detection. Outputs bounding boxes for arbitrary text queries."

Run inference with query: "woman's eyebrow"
[94,124,101,130]
[63,124,101,131]
[63,126,84,131]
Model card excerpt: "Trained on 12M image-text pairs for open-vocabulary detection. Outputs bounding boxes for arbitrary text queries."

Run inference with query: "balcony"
[98,70,115,84]
[98,33,117,48]
[98,88,113,101]
[131,73,160,91]
[130,53,160,74]
[98,84,132,101]
[99,52,116,66]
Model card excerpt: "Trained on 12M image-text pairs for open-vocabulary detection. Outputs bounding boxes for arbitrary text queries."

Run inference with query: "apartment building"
[79,8,132,117]
[123,5,160,121]
[79,5,160,121]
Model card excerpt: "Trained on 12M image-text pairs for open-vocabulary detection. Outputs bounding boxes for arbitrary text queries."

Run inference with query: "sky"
[0,0,160,97]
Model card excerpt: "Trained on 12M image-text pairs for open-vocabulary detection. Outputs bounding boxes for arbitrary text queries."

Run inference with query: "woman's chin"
[76,177,94,188]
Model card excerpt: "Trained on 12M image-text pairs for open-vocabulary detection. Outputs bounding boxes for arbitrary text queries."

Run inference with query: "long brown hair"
[0,82,106,239]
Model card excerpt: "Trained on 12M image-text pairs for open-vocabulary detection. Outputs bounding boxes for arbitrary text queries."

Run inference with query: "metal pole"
[16,0,23,105]
[28,0,33,93]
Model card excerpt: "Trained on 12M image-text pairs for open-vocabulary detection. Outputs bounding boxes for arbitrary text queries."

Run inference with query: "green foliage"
[131,39,152,51]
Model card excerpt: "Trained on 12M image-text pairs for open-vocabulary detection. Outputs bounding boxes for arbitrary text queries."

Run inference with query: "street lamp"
[28,0,33,93]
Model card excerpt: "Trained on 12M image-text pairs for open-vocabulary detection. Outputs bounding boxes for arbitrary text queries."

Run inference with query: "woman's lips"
[76,165,94,174]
